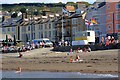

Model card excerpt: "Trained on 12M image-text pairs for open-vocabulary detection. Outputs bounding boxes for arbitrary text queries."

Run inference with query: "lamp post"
[61,14,64,43]
[112,12,115,34]
[30,6,34,44]
[70,17,72,47]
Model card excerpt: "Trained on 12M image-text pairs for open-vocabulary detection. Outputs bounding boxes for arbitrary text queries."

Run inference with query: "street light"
[61,14,64,43]
[112,12,115,34]
[30,6,34,44]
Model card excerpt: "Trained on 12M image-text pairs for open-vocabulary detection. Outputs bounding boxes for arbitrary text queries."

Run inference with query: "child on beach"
[70,48,73,54]
[76,55,80,61]
[70,56,73,63]
[67,48,73,55]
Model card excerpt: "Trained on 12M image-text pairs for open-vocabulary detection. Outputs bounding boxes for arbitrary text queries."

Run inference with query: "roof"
[70,13,82,18]
[2,17,23,27]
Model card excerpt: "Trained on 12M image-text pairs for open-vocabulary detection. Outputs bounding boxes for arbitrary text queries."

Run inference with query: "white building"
[19,14,58,44]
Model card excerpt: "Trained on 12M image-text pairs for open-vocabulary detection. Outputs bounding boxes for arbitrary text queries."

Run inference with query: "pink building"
[106,2,120,37]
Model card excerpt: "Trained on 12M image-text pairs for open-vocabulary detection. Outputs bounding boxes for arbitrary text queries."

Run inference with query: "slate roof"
[2,17,23,27]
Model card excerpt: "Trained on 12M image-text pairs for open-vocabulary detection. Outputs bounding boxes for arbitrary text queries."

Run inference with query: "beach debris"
[62,56,67,62]
[15,67,21,73]
[86,64,92,67]
[42,52,48,56]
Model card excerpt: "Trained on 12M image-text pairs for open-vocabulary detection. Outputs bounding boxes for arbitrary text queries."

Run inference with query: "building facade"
[106,2,120,39]
[1,17,22,40]
[85,2,106,43]
[56,14,85,42]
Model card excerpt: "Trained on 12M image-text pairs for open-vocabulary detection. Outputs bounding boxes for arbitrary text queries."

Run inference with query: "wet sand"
[1,48,119,74]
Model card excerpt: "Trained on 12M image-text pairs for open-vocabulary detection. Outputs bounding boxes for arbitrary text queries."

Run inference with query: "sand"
[1,48,119,74]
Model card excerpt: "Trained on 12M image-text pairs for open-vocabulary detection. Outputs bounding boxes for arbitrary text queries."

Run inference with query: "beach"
[1,48,119,74]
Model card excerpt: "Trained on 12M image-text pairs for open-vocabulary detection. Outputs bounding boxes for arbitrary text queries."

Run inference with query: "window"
[116,24,120,30]
[39,32,41,38]
[45,31,47,38]
[2,28,6,32]
[107,15,110,20]
[28,26,30,31]
[107,4,110,9]
[34,33,35,39]
[116,14,120,20]
[52,23,56,28]
[116,3,120,9]
[108,26,111,30]
[72,18,77,25]
[39,25,40,30]
[41,32,43,38]
[8,28,10,31]
[53,30,56,36]
[41,24,43,30]
[31,33,33,40]
[33,25,35,31]
[12,27,15,32]
[22,27,24,32]
[73,27,76,34]
[87,32,90,36]
[49,23,51,29]
[28,33,30,40]
[45,24,47,29]
[49,31,51,37]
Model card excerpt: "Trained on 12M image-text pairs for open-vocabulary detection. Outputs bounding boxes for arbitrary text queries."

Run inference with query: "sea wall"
[52,43,120,52]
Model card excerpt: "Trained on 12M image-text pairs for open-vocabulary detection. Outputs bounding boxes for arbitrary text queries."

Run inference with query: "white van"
[42,38,53,47]
[32,38,53,47]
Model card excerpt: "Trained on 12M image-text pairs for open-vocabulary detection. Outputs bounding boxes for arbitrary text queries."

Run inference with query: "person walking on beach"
[18,52,23,58]
[105,38,110,49]
[42,41,45,48]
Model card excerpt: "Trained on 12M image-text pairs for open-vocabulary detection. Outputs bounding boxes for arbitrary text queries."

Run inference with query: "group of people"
[2,41,47,53]
[59,41,70,46]
[35,41,45,48]
[70,55,81,63]
[67,47,91,55]
[77,47,91,53]
[100,36,116,49]
[53,41,70,47]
